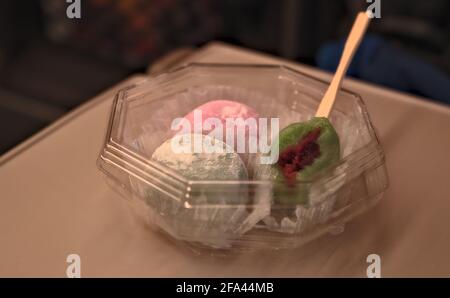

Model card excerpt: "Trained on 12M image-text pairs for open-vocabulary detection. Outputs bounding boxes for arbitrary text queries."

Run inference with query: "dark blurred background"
[0,0,449,154]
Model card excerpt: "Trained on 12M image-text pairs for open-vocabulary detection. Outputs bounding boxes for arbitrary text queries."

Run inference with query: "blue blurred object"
[316,35,450,104]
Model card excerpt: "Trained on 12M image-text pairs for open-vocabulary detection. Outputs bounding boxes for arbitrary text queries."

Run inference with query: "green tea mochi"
[270,117,340,204]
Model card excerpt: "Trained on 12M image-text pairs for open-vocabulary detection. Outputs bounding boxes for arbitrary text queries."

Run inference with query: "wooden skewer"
[315,12,371,118]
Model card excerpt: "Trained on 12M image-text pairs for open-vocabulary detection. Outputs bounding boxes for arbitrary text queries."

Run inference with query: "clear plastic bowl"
[97,63,388,251]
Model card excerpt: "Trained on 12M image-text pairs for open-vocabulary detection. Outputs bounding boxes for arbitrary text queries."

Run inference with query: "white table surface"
[1,42,449,277]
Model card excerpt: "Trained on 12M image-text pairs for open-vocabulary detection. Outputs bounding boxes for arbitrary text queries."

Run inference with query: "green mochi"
[270,117,340,205]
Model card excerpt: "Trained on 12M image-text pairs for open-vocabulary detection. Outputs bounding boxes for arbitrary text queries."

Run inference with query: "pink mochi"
[182,100,260,152]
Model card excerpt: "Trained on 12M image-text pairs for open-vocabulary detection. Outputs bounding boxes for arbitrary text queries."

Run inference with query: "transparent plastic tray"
[98,63,388,251]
